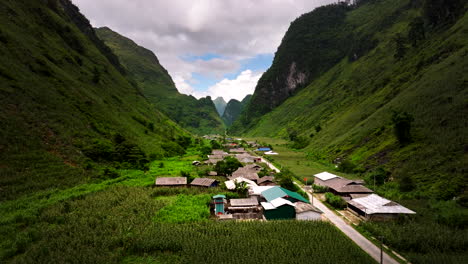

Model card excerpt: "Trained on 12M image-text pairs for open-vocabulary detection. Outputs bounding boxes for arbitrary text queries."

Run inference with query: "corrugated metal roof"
[261,198,296,210]
[230,197,258,207]
[261,187,309,203]
[314,172,339,181]
[155,177,187,185]
[348,194,416,214]
[213,194,226,199]
[190,178,217,187]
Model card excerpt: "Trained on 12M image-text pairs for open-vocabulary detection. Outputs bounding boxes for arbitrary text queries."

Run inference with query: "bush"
[337,160,356,173]
[312,184,328,193]
[215,156,243,176]
[325,192,347,209]
[391,110,414,145]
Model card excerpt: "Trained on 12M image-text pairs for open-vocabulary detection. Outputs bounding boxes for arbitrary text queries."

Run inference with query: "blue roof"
[257,148,271,151]
[261,187,309,203]
[213,194,226,199]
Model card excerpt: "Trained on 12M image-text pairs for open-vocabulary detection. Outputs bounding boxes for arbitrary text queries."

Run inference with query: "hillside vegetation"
[234,0,467,201]
[96,27,225,135]
[221,94,251,126]
[0,0,190,201]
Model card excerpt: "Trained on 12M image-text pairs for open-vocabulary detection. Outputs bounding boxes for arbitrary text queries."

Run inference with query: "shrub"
[325,192,347,209]
[337,160,356,173]
[312,184,328,193]
[391,110,414,145]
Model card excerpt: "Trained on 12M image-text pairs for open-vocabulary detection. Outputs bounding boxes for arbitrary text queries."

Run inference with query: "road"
[258,155,399,264]
[304,190,399,264]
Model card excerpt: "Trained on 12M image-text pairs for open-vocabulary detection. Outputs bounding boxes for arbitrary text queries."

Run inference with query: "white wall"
[296,211,321,221]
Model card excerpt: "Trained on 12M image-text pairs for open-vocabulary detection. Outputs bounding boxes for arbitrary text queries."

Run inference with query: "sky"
[73,0,335,102]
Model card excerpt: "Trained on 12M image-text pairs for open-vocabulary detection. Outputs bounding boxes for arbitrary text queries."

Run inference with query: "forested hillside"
[222,94,251,126]
[233,0,467,201]
[0,0,190,201]
[96,27,225,135]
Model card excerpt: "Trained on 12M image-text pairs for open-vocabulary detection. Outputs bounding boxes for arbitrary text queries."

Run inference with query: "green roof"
[261,187,309,203]
[213,194,226,199]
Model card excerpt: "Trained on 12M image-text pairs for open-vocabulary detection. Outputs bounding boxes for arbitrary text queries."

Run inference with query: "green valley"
[1,0,467,263]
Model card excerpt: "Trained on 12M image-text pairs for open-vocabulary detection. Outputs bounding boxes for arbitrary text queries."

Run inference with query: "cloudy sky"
[73,0,335,101]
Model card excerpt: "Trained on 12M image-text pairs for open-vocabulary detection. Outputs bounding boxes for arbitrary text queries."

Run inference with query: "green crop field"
[0,153,376,264]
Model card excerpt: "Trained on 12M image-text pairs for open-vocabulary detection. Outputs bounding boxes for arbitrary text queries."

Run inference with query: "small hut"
[213,195,226,215]
[190,178,219,188]
[155,177,187,187]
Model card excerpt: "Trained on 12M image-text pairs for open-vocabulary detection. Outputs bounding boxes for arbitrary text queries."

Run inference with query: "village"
[154,136,415,223]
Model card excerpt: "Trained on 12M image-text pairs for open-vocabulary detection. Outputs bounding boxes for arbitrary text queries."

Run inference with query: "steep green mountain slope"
[96,27,224,135]
[0,0,189,201]
[236,0,467,200]
[222,100,241,126]
[222,95,252,126]
[213,97,227,116]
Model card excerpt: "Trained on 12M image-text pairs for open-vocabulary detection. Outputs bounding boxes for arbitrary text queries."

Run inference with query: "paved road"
[301,186,399,264]
[258,156,399,264]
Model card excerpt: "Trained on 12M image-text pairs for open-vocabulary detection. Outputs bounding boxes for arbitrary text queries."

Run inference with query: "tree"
[391,111,414,144]
[215,156,243,176]
[234,181,249,197]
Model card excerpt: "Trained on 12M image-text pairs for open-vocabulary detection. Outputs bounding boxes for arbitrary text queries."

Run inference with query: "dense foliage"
[0,0,188,201]
[325,192,347,209]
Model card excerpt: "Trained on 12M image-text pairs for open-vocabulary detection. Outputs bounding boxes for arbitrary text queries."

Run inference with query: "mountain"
[222,95,252,126]
[95,27,224,135]
[0,0,189,201]
[233,0,467,200]
[213,97,227,116]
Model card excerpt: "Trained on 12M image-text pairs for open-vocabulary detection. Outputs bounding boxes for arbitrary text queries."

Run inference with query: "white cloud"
[72,0,336,99]
[193,70,262,102]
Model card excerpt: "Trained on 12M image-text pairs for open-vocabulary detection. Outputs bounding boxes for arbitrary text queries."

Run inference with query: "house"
[295,202,323,221]
[229,148,246,154]
[155,177,187,187]
[244,164,263,171]
[261,186,310,204]
[257,176,276,186]
[347,194,416,221]
[319,177,373,199]
[207,154,226,160]
[314,171,373,199]
[261,198,296,220]
[230,167,259,182]
[208,171,218,176]
[211,149,228,155]
[190,178,219,188]
[224,177,258,190]
[313,171,340,186]
[235,153,256,163]
[228,197,259,212]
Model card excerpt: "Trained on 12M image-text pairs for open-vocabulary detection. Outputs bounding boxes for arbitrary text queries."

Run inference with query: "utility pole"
[380,236,384,264]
